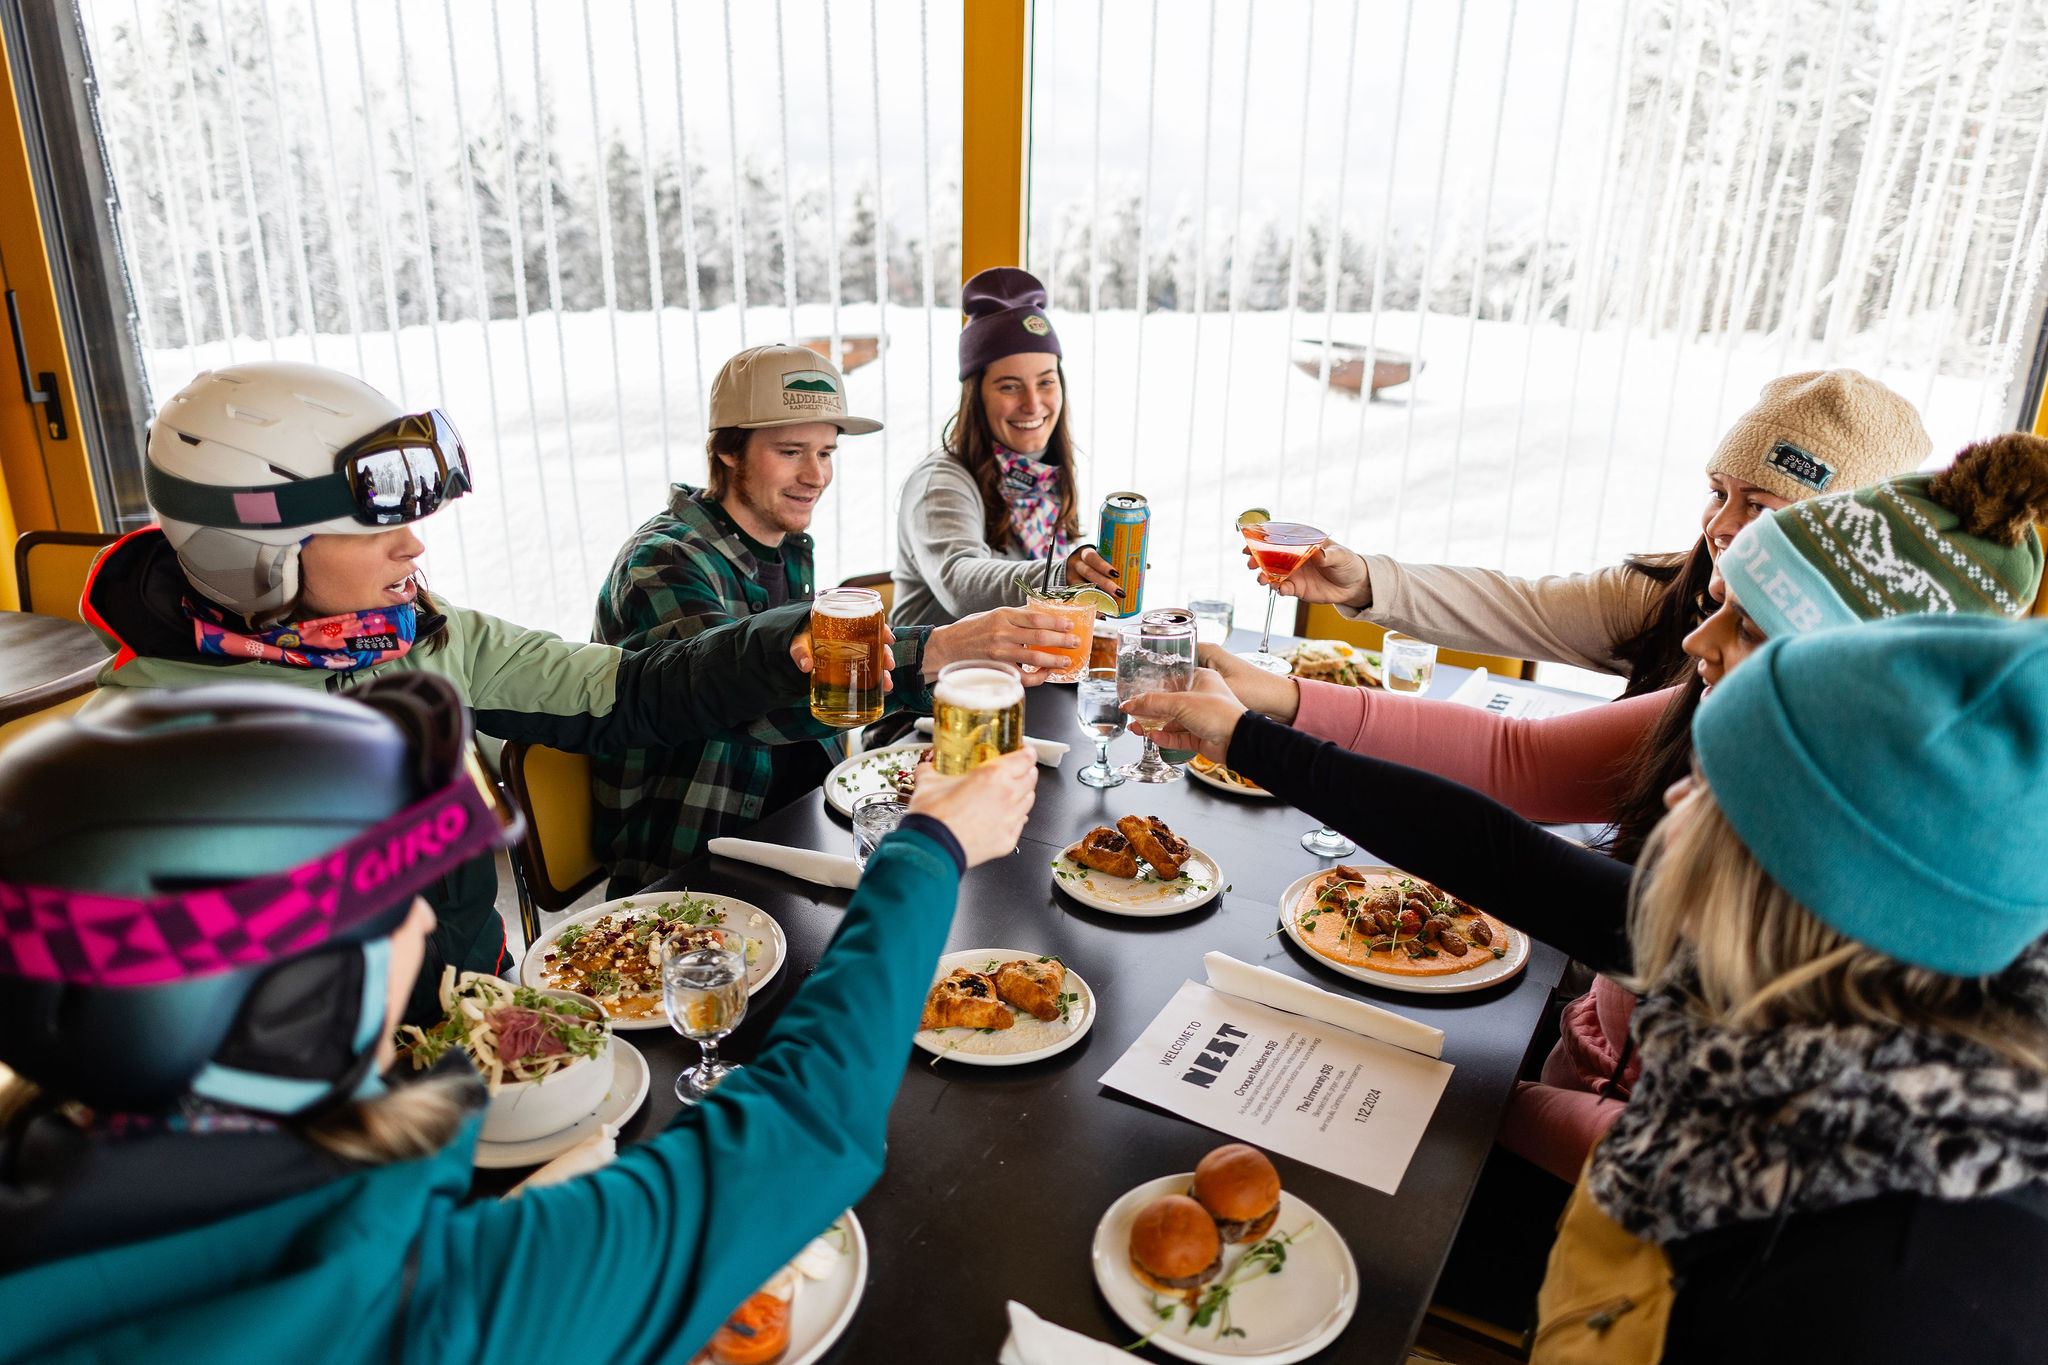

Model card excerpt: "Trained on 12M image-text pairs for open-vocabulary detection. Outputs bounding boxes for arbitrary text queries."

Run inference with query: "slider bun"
[1129,1194,1223,1292]
[1191,1143,1282,1224]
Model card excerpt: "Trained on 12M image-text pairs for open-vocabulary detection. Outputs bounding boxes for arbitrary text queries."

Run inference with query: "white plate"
[1052,845,1224,917]
[784,1211,869,1365]
[1276,868,1529,995]
[520,893,787,1029]
[913,948,1096,1066]
[473,1038,650,1169]
[824,740,930,816]
[1091,1174,1358,1364]
[1185,758,1274,800]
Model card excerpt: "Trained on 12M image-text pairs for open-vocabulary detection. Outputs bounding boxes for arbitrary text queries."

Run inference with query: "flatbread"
[1291,868,1514,978]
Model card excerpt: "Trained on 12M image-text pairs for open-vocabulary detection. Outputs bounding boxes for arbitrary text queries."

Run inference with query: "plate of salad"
[519,892,787,1029]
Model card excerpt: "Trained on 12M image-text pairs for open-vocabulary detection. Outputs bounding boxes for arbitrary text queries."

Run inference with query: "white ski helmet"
[145,362,470,620]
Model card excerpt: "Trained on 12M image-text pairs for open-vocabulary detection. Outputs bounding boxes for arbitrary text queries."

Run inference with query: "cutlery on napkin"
[911,717,1068,766]
[1204,951,1445,1058]
[707,837,862,889]
[998,1301,1133,1365]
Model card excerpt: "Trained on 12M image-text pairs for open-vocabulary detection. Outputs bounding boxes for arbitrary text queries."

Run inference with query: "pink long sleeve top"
[1290,677,1678,1182]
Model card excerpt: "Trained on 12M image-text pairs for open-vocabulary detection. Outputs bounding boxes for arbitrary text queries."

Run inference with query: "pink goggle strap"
[0,775,521,988]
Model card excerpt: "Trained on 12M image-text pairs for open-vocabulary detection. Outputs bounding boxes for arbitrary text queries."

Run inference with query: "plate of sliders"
[1185,755,1273,799]
[823,740,929,816]
[1092,1143,1358,1364]
[1277,864,1528,995]
[692,1211,867,1365]
[914,948,1096,1066]
[1053,815,1224,916]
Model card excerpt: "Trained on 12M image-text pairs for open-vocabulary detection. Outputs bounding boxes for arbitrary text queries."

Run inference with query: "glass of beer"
[1088,617,1121,673]
[809,587,887,727]
[932,660,1026,774]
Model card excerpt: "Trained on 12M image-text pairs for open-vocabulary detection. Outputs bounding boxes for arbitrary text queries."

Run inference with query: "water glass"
[1116,614,1196,783]
[1075,665,1126,787]
[849,792,909,868]
[662,925,748,1105]
[1383,632,1439,694]
[1188,598,1234,646]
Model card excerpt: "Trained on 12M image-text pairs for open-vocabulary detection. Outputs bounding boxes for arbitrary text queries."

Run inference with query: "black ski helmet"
[0,675,518,1113]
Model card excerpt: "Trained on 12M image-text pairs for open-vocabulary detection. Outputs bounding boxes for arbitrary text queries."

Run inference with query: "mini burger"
[1190,1143,1282,1243]
[1128,1194,1223,1298]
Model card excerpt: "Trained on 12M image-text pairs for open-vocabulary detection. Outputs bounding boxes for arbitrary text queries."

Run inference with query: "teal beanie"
[1694,615,2048,977]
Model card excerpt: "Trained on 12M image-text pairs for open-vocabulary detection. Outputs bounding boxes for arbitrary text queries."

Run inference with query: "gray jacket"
[891,448,1086,627]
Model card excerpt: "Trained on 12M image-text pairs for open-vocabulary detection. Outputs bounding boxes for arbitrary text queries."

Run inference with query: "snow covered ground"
[142,303,2004,642]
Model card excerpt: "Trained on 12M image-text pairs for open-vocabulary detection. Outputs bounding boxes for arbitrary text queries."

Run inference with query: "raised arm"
[1338,558,1661,677]
[895,459,1037,619]
[1225,711,1634,972]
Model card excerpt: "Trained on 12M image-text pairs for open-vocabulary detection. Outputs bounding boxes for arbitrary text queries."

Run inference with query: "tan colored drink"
[1088,618,1121,673]
[809,587,886,727]
[931,661,1025,773]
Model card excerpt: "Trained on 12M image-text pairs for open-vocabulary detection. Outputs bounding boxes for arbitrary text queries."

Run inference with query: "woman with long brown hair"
[891,267,1122,627]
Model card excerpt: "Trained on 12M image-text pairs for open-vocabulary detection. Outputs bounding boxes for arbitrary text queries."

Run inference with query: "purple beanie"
[958,267,1062,380]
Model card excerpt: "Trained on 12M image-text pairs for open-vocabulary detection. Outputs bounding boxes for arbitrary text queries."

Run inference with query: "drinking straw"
[1040,537,1057,593]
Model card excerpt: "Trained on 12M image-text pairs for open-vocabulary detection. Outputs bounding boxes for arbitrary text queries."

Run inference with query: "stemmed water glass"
[662,925,748,1105]
[1234,512,1329,677]
[1116,612,1196,783]
[1075,664,1126,787]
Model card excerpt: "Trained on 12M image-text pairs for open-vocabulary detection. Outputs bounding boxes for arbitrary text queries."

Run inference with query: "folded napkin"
[1205,951,1444,1058]
[504,1129,616,1197]
[912,717,1068,766]
[998,1301,1132,1365]
[707,837,862,889]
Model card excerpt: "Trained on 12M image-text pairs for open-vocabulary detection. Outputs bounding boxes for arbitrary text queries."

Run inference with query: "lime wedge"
[1066,587,1120,613]
[1234,507,1271,530]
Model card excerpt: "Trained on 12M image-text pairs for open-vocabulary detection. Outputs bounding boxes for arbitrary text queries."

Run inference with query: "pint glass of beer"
[809,587,887,728]
[931,660,1026,774]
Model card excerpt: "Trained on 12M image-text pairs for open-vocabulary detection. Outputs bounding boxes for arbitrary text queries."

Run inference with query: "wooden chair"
[14,531,118,624]
[1292,601,1536,680]
[499,740,605,951]
[838,569,895,616]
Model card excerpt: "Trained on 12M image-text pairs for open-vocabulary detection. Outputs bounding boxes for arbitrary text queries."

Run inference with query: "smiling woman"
[891,267,1123,627]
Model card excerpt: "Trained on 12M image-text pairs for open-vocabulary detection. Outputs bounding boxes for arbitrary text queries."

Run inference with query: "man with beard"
[593,344,1077,894]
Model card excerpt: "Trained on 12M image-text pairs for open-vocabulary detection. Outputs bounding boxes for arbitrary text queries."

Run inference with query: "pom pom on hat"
[958,267,1062,380]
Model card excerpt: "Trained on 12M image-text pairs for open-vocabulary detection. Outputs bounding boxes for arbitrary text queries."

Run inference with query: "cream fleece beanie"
[1705,370,1931,503]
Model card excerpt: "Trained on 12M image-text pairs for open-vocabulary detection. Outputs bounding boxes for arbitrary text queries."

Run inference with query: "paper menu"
[1445,670,1606,720]
[1099,981,1454,1194]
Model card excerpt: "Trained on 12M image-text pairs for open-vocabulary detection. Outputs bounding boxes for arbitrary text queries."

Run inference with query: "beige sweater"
[1341,555,1667,677]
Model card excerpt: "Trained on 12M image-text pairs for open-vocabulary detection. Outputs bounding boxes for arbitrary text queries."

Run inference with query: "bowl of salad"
[401,969,614,1143]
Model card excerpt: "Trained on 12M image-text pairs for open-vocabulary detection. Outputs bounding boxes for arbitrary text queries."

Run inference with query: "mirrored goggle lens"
[350,445,467,525]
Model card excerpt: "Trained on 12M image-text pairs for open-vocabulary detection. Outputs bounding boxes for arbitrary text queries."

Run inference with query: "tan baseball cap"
[707,343,882,434]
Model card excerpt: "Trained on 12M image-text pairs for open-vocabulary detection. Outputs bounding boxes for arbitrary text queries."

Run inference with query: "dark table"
[0,611,105,725]
[502,637,1577,1362]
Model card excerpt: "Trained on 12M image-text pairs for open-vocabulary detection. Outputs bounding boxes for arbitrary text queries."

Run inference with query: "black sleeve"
[474,601,814,753]
[1227,711,1635,973]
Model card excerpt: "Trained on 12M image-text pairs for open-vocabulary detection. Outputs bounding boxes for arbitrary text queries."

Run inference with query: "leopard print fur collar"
[1587,946,2048,1246]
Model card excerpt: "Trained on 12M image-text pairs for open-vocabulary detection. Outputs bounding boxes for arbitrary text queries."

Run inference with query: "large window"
[71,0,2048,634]
[1027,0,2048,608]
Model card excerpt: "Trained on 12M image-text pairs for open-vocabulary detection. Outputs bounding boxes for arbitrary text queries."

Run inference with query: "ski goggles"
[0,731,522,990]
[144,408,474,531]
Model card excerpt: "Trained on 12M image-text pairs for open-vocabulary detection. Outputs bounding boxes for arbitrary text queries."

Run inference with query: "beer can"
[1097,492,1149,619]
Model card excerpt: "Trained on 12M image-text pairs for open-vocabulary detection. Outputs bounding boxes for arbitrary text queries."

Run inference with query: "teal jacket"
[0,826,959,1364]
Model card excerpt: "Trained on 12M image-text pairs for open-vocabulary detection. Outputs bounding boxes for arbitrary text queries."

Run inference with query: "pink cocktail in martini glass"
[1236,521,1328,676]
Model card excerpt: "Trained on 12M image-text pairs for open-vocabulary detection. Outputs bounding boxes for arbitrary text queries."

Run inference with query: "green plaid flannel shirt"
[591,484,933,895]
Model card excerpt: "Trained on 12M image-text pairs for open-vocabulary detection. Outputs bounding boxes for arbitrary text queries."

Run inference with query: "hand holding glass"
[809,587,887,727]
[931,661,1026,773]
[1237,520,1328,676]
[663,925,748,1105]
[1117,615,1195,783]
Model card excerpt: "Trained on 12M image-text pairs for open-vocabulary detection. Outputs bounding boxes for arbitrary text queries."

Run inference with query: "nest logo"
[1181,1022,1250,1088]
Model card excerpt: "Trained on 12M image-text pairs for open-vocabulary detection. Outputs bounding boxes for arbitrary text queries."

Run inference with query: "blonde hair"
[0,1065,477,1167]
[1629,782,2048,1074]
